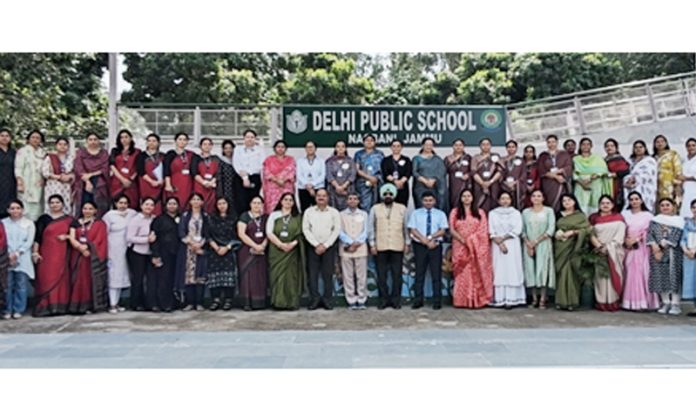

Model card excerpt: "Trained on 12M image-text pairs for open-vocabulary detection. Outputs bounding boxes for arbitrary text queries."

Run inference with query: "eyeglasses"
[383,192,394,196]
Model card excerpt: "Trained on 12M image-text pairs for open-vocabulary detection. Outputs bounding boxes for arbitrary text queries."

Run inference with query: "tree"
[608,53,695,82]
[0,53,107,144]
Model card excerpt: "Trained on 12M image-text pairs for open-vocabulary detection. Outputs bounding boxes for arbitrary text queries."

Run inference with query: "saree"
[501,155,527,210]
[553,211,591,309]
[537,150,572,212]
[69,219,108,314]
[237,212,268,309]
[33,214,73,317]
[262,155,296,214]
[136,151,164,215]
[573,154,611,215]
[325,156,357,211]
[605,154,631,209]
[268,213,305,309]
[163,150,194,212]
[522,207,556,289]
[450,208,493,308]
[590,213,626,311]
[523,160,540,208]
[656,149,683,203]
[647,215,684,294]
[73,147,110,217]
[192,155,220,214]
[412,154,448,211]
[623,156,657,212]
[109,148,140,210]
[472,153,502,213]
[354,148,385,210]
[445,153,473,212]
[621,210,658,310]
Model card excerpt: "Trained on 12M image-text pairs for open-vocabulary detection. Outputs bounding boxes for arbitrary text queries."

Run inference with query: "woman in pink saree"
[449,189,494,308]
[621,191,659,311]
[262,141,296,214]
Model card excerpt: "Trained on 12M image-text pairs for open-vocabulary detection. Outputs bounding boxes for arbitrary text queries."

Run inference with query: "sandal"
[209,299,221,311]
[222,299,233,311]
[531,298,539,308]
[539,299,547,309]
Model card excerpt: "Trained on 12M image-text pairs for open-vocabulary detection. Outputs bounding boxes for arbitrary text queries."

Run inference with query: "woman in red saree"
[589,195,626,311]
[136,133,165,215]
[68,201,108,314]
[262,140,296,214]
[191,137,220,214]
[164,132,194,211]
[109,129,140,210]
[537,134,572,212]
[73,132,110,217]
[604,138,631,209]
[449,189,494,308]
[471,138,503,213]
[32,194,73,317]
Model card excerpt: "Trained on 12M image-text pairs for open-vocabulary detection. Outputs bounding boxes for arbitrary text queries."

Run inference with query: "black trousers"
[413,242,442,304]
[307,243,337,305]
[153,252,176,311]
[186,284,205,306]
[376,250,404,305]
[236,174,262,213]
[127,248,156,310]
[299,189,315,213]
[211,287,234,301]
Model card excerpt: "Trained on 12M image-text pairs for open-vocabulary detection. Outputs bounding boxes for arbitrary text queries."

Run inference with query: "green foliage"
[0,53,107,144]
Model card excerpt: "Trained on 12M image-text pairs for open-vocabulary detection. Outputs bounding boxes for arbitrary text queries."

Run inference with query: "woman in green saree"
[554,193,591,311]
[266,192,305,310]
[573,137,612,215]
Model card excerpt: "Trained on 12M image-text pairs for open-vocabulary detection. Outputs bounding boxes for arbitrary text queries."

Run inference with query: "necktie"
[426,209,432,236]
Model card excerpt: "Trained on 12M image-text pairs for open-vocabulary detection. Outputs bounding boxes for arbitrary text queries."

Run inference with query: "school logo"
[480,109,503,130]
[286,110,308,134]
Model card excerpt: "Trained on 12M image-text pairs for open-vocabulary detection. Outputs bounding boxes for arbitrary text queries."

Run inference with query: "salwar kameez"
[573,154,612,215]
[522,207,556,289]
[42,153,74,214]
[656,149,683,204]
[680,155,696,218]
[381,155,412,206]
[262,155,296,214]
[412,154,447,211]
[354,148,385,211]
[207,213,239,304]
[681,218,696,306]
[102,209,137,307]
[325,156,357,211]
[647,215,684,307]
[623,156,657,213]
[488,206,526,307]
[14,145,46,221]
[605,154,631,209]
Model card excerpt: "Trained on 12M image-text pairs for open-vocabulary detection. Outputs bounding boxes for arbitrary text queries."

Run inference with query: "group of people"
[2,126,696,319]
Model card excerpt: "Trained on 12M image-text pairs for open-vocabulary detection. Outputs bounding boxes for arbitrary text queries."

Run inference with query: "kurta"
[488,206,526,306]
[573,154,612,215]
[590,213,626,311]
[680,155,696,218]
[354,148,385,210]
[191,154,220,214]
[450,208,493,308]
[325,156,357,211]
[102,209,137,289]
[472,153,502,213]
[656,149,683,203]
[501,155,528,210]
[73,147,110,217]
[381,155,412,206]
[554,211,591,309]
[267,212,305,309]
[237,211,268,309]
[537,150,573,212]
[647,215,684,294]
[623,156,657,212]
[0,147,16,217]
[69,219,108,314]
[262,155,296,214]
[217,156,241,217]
[175,211,209,291]
[412,154,447,211]
[207,213,239,289]
[445,153,473,212]
[109,148,140,210]
[605,154,631,209]
[163,150,194,212]
[0,223,7,313]
[136,151,164,216]
[681,218,696,302]
[522,206,556,288]
[42,153,74,214]
[15,145,46,220]
[621,210,658,310]
[32,214,73,317]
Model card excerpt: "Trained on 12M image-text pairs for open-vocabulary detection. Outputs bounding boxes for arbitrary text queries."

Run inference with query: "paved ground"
[1,306,694,368]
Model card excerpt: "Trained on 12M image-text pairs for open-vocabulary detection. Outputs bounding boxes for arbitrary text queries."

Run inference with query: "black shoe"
[323,303,333,311]
[412,301,423,310]
[151,306,160,313]
[134,306,145,312]
[378,300,388,310]
[393,304,402,310]
[308,300,321,311]
[209,299,221,311]
[433,303,442,310]
[222,299,233,311]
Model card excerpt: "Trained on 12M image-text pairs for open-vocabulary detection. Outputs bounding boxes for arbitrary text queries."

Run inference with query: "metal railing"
[506,71,696,142]
[117,71,696,147]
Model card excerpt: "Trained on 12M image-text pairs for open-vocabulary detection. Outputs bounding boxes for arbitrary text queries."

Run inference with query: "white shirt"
[232,145,265,176]
[296,156,326,189]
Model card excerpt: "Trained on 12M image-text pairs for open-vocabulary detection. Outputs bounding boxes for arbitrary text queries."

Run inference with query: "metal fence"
[117,71,696,147]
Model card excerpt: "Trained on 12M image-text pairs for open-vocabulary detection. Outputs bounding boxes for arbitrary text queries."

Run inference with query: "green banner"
[282,105,507,147]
